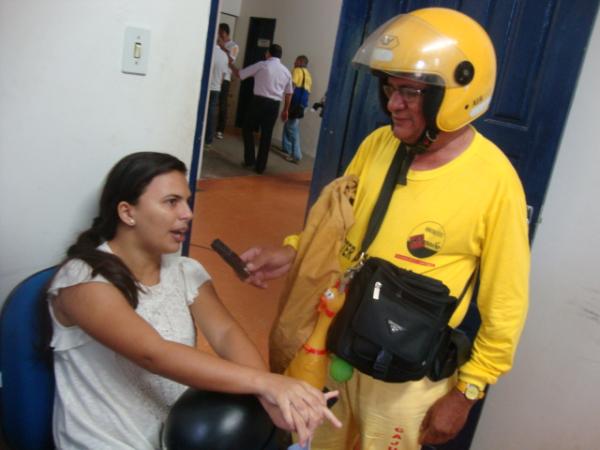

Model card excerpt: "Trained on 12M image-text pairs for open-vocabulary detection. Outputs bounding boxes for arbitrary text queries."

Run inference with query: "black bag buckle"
[373,349,392,378]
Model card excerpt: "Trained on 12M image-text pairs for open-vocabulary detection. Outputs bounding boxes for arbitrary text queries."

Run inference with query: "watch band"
[455,380,485,400]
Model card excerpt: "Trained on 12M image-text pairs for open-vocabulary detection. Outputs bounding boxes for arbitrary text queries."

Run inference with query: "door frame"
[183,0,220,256]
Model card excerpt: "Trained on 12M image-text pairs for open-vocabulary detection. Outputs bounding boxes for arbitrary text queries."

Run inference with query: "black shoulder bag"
[326,143,475,382]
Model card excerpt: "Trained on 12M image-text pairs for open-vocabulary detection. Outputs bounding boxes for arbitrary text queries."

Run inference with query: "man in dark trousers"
[229,44,293,174]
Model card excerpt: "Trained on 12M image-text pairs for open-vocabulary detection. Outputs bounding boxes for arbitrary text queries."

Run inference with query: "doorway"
[200,14,319,180]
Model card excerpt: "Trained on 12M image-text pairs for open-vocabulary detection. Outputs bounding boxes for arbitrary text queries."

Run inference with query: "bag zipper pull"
[373,281,382,300]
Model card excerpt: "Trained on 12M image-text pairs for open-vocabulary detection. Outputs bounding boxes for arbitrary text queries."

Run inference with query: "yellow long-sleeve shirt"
[286,126,529,389]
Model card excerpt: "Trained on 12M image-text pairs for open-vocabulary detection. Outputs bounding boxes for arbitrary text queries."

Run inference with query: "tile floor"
[201,130,315,179]
[191,133,314,359]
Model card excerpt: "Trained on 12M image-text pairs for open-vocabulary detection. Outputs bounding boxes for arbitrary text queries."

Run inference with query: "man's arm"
[219,39,240,77]
[229,43,239,62]
[419,390,477,445]
[228,58,240,79]
[420,172,530,445]
[458,178,530,389]
[281,72,294,121]
[281,93,292,121]
[240,244,297,289]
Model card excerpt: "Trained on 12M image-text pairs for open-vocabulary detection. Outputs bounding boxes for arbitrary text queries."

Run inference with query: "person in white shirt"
[229,44,293,174]
[205,44,229,147]
[216,23,239,140]
[44,152,341,449]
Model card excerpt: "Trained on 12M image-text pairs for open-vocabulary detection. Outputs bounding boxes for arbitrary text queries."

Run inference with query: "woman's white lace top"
[47,242,210,449]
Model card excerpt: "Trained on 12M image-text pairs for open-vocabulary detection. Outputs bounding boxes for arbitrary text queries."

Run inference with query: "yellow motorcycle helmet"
[353,7,497,133]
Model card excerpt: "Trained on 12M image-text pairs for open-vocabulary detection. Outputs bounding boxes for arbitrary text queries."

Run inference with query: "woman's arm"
[188,281,266,370]
[53,282,266,392]
[53,282,340,444]
[188,281,341,436]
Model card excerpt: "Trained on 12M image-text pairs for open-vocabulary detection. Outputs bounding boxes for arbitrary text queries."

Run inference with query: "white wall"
[221,0,242,17]
[231,0,342,157]
[0,1,210,303]
[473,13,600,450]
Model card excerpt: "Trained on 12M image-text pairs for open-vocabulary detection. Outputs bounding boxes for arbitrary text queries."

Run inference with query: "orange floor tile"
[188,171,311,360]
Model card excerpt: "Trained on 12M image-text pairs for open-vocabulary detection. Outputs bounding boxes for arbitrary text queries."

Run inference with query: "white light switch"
[122,27,150,75]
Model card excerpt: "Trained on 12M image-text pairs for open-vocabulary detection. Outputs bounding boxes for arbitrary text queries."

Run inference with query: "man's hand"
[419,388,477,445]
[281,109,289,122]
[240,245,296,288]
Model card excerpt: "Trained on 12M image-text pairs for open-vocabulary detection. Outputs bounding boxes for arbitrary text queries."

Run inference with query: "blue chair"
[0,267,58,450]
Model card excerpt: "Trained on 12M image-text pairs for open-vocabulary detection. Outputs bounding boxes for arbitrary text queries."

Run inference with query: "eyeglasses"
[382,85,426,104]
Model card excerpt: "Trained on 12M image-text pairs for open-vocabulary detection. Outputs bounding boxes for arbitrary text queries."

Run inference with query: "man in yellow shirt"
[242,7,529,450]
[282,55,312,163]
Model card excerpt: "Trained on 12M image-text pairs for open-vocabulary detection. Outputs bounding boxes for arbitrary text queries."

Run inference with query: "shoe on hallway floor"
[216,132,224,140]
[285,154,300,164]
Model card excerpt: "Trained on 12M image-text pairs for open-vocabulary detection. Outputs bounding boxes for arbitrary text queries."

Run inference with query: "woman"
[45,152,339,449]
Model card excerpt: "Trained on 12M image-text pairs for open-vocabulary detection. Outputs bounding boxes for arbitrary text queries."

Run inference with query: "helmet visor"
[352,14,469,88]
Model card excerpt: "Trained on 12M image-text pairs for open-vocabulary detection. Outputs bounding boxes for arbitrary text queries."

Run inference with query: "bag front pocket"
[351,285,443,366]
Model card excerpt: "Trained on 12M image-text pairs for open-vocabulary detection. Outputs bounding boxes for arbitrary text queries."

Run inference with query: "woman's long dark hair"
[40,152,187,360]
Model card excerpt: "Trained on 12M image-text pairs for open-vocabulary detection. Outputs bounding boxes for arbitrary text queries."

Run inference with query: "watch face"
[465,384,480,400]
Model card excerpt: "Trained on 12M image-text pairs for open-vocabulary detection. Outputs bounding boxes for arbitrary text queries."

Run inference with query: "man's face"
[385,77,428,144]
[218,29,227,40]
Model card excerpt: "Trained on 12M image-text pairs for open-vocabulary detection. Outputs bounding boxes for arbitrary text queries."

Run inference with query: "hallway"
[201,131,315,179]
[189,168,312,359]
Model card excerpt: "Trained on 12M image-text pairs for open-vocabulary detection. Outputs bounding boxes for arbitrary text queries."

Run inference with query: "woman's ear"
[117,201,136,226]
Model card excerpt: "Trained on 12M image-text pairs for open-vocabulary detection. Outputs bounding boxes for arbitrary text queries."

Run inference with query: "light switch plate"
[122,27,150,75]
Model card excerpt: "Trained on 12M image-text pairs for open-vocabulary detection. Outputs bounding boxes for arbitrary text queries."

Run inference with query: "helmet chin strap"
[397,127,438,185]
[374,74,443,184]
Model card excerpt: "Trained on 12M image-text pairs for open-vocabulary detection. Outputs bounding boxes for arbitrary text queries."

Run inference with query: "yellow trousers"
[311,371,455,450]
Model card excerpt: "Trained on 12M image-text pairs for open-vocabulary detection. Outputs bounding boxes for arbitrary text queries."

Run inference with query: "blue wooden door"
[311,1,599,448]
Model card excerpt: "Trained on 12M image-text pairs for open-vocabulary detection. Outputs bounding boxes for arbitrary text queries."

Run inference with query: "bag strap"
[290,69,306,110]
[355,141,478,298]
[356,142,413,258]
[458,267,478,301]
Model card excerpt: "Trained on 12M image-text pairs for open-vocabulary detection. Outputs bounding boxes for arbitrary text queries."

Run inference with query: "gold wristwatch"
[455,381,485,400]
